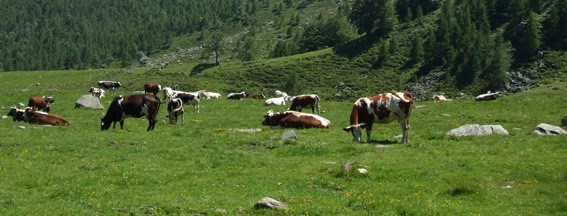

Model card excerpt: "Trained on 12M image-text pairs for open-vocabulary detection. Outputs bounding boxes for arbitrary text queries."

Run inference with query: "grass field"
[0,69,565,215]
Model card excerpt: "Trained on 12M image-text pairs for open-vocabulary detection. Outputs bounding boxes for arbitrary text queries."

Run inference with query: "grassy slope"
[0,67,565,215]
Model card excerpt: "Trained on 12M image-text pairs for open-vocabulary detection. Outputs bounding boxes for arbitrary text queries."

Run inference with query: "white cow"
[89,87,105,99]
[265,97,286,106]
[200,90,222,99]
[432,94,451,102]
[274,90,288,98]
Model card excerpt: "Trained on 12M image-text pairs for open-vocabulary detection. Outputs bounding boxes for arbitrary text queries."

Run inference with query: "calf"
[28,96,54,113]
[101,94,160,131]
[227,91,246,100]
[98,81,122,89]
[7,107,26,122]
[475,91,500,101]
[264,97,286,106]
[25,108,69,126]
[343,91,413,143]
[167,98,185,125]
[288,94,320,115]
[144,82,162,95]
[89,87,106,98]
[175,92,200,113]
[262,110,330,129]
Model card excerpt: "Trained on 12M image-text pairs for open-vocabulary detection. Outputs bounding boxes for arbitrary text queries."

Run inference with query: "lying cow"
[89,87,106,98]
[262,110,330,128]
[227,91,246,100]
[343,91,413,143]
[101,94,161,131]
[25,108,69,126]
[432,94,451,102]
[144,82,162,95]
[98,81,122,89]
[200,90,221,99]
[167,98,184,125]
[475,91,500,101]
[274,90,288,98]
[28,96,54,113]
[175,92,200,113]
[264,97,286,106]
[247,93,266,99]
[288,94,320,115]
[7,107,26,122]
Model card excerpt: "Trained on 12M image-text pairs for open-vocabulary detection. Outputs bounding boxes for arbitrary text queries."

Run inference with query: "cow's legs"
[119,120,124,130]
[400,118,410,143]
[181,113,185,125]
[366,124,373,143]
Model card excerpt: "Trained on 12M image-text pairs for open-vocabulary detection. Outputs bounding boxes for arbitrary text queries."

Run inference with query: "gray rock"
[281,130,297,141]
[75,95,104,109]
[254,197,287,210]
[533,123,567,135]
[447,124,509,137]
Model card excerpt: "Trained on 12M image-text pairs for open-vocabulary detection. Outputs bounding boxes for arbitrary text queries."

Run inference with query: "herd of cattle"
[4,80,502,143]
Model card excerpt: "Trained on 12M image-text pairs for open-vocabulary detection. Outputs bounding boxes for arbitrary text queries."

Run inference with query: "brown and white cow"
[28,96,54,113]
[227,91,246,100]
[247,93,266,99]
[101,94,161,131]
[89,87,105,98]
[343,91,413,143]
[167,98,184,125]
[144,82,162,95]
[25,108,69,126]
[262,110,330,129]
[288,94,320,115]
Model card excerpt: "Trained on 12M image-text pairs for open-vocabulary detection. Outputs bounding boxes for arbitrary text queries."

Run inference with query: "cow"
[432,94,451,102]
[25,108,69,126]
[475,91,500,101]
[288,94,320,115]
[227,91,246,100]
[262,110,330,129]
[175,92,200,113]
[28,96,54,113]
[274,90,288,98]
[97,81,122,89]
[343,91,413,143]
[247,93,266,99]
[162,87,189,103]
[144,82,162,95]
[264,97,286,106]
[89,87,105,98]
[101,94,161,131]
[167,98,184,125]
[7,107,26,122]
[199,90,222,99]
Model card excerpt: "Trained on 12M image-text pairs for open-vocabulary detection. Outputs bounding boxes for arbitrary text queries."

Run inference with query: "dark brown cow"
[144,82,162,95]
[343,91,413,143]
[28,96,54,113]
[247,93,266,99]
[262,110,330,128]
[101,94,161,131]
[25,108,69,126]
[288,94,320,115]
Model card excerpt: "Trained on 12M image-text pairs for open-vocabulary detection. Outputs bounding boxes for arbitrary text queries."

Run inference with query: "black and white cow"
[101,94,161,131]
[98,81,122,89]
[167,98,184,125]
[227,91,246,100]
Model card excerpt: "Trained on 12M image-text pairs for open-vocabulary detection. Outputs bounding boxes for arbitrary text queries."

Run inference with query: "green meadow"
[0,69,565,215]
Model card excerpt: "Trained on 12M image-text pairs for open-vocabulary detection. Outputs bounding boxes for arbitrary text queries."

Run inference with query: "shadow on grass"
[190,63,217,75]
[368,139,398,145]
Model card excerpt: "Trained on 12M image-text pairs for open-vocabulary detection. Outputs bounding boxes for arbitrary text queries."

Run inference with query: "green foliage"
[298,15,356,52]
[349,0,397,36]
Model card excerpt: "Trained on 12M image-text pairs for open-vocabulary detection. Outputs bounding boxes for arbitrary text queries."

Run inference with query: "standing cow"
[167,98,185,125]
[101,94,161,131]
[288,94,320,115]
[28,96,54,113]
[343,91,413,143]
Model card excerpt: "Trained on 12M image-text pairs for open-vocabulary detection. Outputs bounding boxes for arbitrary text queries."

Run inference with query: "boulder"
[75,94,104,109]
[281,130,297,142]
[254,197,287,210]
[533,123,567,135]
[447,124,509,137]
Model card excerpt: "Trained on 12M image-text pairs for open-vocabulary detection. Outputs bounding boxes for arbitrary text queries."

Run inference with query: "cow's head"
[343,123,367,142]
[100,115,111,131]
[262,110,278,126]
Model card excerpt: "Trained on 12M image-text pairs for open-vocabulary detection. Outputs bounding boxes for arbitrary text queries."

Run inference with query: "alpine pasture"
[0,69,565,215]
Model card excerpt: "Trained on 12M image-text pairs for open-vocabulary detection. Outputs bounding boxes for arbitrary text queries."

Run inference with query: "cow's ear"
[358,123,367,129]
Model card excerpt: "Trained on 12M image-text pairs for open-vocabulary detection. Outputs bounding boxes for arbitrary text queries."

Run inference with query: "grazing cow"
[264,97,286,106]
[28,96,54,113]
[262,110,330,128]
[101,94,161,131]
[227,91,246,100]
[343,91,414,143]
[7,107,26,122]
[25,108,69,126]
[247,93,266,99]
[144,82,162,95]
[162,87,189,103]
[175,92,200,113]
[475,91,500,101]
[288,94,320,115]
[432,94,451,102]
[274,90,288,98]
[97,81,122,89]
[199,90,222,99]
[167,98,185,125]
[89,87,106,98]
